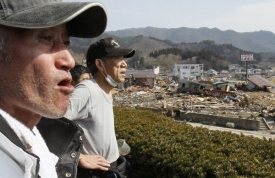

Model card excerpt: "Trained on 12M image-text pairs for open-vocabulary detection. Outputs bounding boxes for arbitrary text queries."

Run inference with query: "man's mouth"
[57,77,74,94]
[58,78,71,86]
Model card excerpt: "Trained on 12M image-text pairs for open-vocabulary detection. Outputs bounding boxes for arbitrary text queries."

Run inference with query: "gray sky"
[65,0,275,34]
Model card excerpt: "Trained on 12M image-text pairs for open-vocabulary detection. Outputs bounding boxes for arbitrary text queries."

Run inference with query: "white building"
[173,64,204,79]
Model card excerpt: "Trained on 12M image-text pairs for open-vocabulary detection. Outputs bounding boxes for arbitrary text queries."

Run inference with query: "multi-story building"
[173,63,204,79]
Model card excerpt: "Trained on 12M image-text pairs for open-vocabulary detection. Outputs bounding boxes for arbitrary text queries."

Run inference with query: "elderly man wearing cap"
[64,37,135,178]
[0,0,107,178]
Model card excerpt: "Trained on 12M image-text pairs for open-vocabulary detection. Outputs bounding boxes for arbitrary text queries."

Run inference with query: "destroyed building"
[113,65,275,134]
[119,67,160,89]
[246,75,275,92]
[177,80,212,94]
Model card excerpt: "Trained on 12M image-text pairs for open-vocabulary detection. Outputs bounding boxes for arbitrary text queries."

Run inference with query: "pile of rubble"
[114,87,272,116]
[113,78,275,132]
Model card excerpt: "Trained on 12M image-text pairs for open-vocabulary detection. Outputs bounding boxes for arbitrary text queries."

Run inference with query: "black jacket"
[0,115,83,178]
[37,117,84,178]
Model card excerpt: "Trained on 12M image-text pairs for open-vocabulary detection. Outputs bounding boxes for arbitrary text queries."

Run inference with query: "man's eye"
[39,36,53,44]
[42,36,52,41]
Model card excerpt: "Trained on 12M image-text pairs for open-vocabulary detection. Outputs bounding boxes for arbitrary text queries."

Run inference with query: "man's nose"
[55,49,75,71]
[122,59,127,68]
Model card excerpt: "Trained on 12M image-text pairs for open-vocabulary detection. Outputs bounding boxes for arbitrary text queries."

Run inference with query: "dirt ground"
[244,91,275,107]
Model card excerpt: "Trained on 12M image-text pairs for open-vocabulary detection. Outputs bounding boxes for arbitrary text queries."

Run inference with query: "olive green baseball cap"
[0,0,107,38]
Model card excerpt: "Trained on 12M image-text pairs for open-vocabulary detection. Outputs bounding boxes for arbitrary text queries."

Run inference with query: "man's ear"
[95,59,102,68]
[95,59,105,73]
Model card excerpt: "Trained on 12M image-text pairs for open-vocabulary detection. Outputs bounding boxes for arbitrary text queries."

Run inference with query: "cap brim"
[106,48,135,58]
[0,2,107,38]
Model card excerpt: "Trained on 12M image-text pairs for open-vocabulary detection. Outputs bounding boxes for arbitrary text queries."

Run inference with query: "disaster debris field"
[113,76,275,135]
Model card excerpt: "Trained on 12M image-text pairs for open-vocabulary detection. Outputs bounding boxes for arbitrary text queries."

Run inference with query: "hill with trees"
[107,26,275,53]
[70,34,264,71]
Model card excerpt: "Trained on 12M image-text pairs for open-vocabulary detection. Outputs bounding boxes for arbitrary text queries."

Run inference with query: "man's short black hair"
[70,65,91,82]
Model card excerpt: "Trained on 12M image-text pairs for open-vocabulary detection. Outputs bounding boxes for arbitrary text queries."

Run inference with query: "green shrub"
[114,107,275,178]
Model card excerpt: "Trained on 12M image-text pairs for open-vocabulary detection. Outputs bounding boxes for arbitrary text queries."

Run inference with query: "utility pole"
[246,61,248,82]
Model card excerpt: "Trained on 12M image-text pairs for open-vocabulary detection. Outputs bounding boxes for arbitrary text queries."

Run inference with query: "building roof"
[248,75,275,88]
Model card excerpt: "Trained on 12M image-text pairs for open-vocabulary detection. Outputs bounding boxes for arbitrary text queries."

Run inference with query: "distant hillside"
[70,34,265,71]
[70,35,176,60]
[106,27,275,53]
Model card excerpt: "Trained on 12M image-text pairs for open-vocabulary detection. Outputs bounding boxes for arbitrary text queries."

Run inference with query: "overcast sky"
[65,0,275,34]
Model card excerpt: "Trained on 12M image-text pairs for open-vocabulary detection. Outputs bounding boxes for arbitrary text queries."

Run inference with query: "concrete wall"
[179,112,260,131]
[137,107,260,131]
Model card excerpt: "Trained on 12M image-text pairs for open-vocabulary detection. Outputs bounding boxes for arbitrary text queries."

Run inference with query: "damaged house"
[246,75,275,92]
[177,80,238,98]
[177,80,212,94]
[214,81,237,92]
[118,67,160,89]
